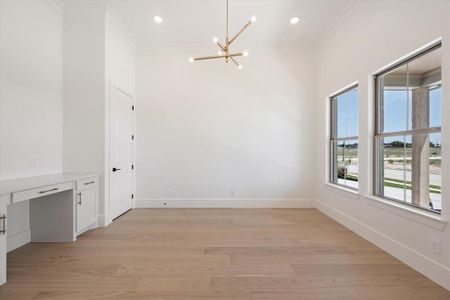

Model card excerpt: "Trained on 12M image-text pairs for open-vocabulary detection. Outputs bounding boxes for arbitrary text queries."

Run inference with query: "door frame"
[107,81,136,223]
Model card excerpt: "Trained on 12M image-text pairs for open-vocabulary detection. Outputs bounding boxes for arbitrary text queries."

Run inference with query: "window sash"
[373,42,442,213]
[329,85,359,189]
[329,137,359,190]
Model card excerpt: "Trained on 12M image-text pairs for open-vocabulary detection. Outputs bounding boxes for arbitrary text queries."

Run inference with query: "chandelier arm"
[216,42,226,51]
[193,52,243,62]
[230,56,240,66]
[227,53,243,57]
[228,20,252,45]
[193,55,227,61]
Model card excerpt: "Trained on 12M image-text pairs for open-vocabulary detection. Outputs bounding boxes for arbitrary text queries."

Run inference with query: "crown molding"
[105,0,362,53]
[45,0,64,14]
[106,6,138,48]
[63,0,108,10]
[314,0,362,49]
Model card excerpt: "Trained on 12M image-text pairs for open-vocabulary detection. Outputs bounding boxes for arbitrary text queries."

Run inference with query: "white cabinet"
[0,195,8,285]
[76,178,98,235]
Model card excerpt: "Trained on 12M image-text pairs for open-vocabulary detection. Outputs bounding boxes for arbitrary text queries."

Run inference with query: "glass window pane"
[381,135,412,203]
[378,133,441,212]
[335,140,358,189]
[430,87,441,128]
[428,132,441,212]
[334,87,358,138]
[408,47,441,131]
[379,64,409,133]
[336,97,346,138]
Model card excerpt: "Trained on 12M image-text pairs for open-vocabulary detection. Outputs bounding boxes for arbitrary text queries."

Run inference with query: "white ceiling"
[108,0,357,49]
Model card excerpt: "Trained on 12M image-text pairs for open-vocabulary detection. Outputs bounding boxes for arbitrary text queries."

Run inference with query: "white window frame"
[373,42,442,214]
[329,84,359,190]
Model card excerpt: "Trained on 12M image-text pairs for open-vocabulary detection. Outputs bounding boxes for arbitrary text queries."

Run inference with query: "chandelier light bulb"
[218,50,223,55]
[251,16,257,23]
[189,57,194,63]
[238,65,243,70]
[243,50,249,57]
[153,16,163,24]
[290,16,300,24]
[213,37,219,44]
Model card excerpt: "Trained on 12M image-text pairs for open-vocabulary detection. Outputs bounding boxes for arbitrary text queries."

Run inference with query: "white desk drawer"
[12,182,73,204]
[76,177,99,191]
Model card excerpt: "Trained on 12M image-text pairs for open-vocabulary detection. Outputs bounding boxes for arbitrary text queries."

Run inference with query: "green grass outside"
[384,177,441,190]
[338,175,441,194]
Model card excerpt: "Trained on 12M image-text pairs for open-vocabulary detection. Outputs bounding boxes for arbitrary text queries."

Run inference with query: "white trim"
[76,222,98,237]
[364,195,447,230]
[371,37,442,76]
[106,7,138,49]
[315,200,450,291]
[323,183,360,200]
[327,81,360,99]
[325,81,360,193]
[315,0,363,48]
[45,0,64,14]
[97,214,112,227]
[7,229,31,253]
[136,199,315,208]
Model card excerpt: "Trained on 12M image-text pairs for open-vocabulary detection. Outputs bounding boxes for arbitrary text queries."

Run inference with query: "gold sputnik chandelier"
[189,0,256,69]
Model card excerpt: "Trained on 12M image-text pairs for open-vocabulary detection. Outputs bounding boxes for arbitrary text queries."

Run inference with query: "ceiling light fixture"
[153,16,163,24]
[189,0,255,69]
[290,16,300,24]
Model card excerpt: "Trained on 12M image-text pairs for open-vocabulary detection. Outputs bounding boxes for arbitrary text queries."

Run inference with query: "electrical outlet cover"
[430,237,441,255]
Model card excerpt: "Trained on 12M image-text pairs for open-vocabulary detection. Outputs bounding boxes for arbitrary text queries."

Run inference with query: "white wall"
[63,2,136,226]
[315,0,450,290]
[0,0,63,249]
[63,1,107,224]
[0,0,63,180]
[105,9,136,214]
[135,48,316,207]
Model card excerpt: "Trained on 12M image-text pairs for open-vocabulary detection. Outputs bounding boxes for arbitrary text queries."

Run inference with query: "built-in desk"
[0,173,100,285]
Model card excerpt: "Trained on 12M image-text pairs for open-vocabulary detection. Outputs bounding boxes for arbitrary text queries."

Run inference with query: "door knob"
[112,167,121,172]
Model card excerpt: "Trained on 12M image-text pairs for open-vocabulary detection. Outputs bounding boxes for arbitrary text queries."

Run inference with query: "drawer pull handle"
[0,214,6,235]
[84,181,96,185]
[78,192,82,205]
[39,188,59,194]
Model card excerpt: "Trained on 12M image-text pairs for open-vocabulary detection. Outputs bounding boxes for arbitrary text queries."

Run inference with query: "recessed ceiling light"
[153,16,163,24]
[290,16,300,24]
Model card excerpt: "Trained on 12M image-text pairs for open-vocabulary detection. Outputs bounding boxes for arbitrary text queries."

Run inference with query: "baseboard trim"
[98,214,112,227]
[136,199,315,208]
[7,229,31,253]
[315,200,450,291]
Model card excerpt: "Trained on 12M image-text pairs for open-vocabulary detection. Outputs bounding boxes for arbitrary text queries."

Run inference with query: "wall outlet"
[31,156,40,168]
[430,237,441,255]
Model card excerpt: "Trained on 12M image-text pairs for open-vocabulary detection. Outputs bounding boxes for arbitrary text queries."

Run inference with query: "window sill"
[323,182,360,200]
[365,195,447,231]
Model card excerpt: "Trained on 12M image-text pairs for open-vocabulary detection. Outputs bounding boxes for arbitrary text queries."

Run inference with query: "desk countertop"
[0,173,99,196]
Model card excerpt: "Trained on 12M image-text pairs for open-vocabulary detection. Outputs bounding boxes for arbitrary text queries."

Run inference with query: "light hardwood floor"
[0,208,449,299]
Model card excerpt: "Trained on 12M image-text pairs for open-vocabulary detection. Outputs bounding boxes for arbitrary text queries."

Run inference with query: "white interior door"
[110,87,134,220]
